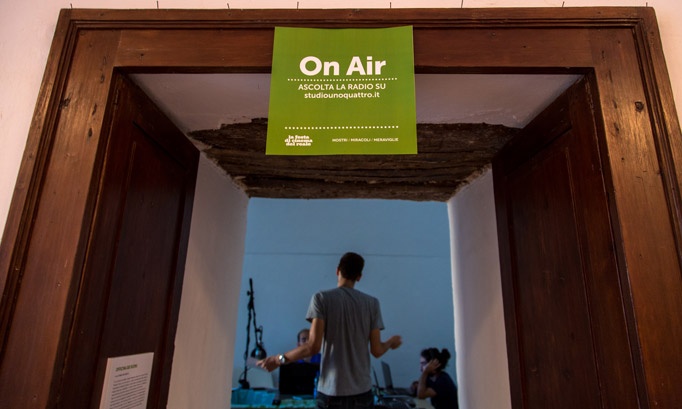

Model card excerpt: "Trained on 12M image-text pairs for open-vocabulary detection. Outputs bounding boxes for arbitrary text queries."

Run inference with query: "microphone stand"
[239,278,267,389]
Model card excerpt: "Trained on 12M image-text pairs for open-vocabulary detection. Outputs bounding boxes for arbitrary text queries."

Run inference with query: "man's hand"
[388,335,403,350]
[256,356,280,372]
[370,331,403,357]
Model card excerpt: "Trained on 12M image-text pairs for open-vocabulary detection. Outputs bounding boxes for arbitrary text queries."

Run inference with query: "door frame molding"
[1,7,681,408]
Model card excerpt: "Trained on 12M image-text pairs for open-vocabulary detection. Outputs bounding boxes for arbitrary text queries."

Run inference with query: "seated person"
[412,347,459,409]
[296,329,321,364]
[276,329,321,398]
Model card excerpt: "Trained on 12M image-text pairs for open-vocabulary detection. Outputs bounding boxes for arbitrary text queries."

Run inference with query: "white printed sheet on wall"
[99,352,154,409]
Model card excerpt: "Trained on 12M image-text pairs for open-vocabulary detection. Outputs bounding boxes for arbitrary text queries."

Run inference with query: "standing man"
[258,252,402,408]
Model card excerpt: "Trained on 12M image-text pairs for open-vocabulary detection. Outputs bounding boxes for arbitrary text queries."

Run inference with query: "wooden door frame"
[0,7,681,408]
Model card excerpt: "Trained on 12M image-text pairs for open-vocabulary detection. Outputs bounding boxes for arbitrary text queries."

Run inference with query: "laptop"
[380,361,413,396]
[279,362,319,397]
[373,367,382,393]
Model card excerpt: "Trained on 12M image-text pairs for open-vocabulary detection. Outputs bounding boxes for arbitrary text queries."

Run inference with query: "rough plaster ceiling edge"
[191,127,496,201]
[198,151,249,194]
[450,164,492,199]
[187,134,211,151]
[190,135,252,196]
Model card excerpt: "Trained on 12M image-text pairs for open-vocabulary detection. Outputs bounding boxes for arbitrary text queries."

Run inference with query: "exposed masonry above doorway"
[188,119,516,201]
[132,73,580,201]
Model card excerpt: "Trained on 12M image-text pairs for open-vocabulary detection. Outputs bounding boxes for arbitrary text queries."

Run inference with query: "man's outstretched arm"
[257,318,324,372]
[369,328,402,358]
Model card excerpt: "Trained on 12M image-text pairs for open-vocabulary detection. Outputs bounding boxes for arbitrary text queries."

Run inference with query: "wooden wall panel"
[589,28,682,407]
[0,28,121,408]
[117,29,275,71]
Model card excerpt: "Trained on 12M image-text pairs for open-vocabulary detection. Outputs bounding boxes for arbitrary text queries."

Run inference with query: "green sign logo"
[266,26,417,155]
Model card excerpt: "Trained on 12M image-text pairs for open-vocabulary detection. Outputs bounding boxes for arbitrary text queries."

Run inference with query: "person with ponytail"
[414,347,459,409]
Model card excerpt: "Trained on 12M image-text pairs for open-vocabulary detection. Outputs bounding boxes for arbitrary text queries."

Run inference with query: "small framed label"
[99,352,154,409]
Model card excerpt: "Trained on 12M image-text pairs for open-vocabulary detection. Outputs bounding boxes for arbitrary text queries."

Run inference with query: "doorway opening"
[233,198,454,392]
[129,70,579,406]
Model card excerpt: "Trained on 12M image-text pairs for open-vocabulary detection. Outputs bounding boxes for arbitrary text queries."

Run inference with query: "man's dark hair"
[338,252,365,281]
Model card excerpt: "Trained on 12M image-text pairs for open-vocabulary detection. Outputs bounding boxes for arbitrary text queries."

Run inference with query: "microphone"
[251,325,267,359]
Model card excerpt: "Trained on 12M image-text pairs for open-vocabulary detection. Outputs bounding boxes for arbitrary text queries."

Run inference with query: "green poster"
[266,26,416,155]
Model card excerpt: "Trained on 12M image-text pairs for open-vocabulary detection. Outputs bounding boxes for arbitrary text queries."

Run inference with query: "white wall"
[1,2,681,409]
[168,157,249,408]
[449,169,511,409]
